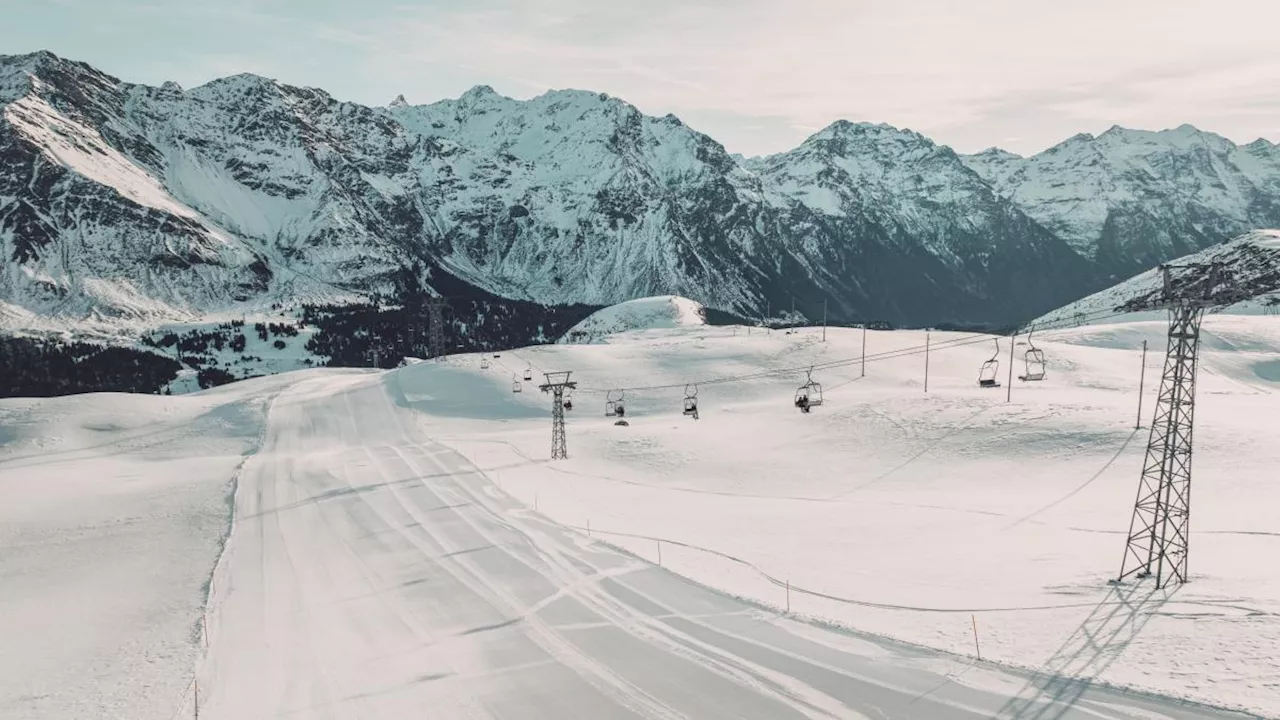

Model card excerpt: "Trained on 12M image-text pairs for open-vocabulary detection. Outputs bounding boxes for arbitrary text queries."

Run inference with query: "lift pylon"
[1117,263,1241,589]
[539,372,578,460]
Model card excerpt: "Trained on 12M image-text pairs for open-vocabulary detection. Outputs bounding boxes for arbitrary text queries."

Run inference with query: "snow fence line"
[561,523,1156,615]
[435,437,1155,616]
[166,676,199,720]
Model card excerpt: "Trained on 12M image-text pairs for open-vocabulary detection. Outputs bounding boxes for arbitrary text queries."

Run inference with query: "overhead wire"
[571,305,1137,394]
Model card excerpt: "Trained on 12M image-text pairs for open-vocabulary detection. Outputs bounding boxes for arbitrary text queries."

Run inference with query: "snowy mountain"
[560,295,706,343]
[5,50,1280,351]
[1033,229,1280,327]
[1,50,1096,337]
[748,121,1096,325]
[963,127,1280,279]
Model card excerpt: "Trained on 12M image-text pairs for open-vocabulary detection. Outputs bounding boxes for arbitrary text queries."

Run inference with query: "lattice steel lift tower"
[425,298,448,360]
[1117,262,1240,589]
[539,371,577,460]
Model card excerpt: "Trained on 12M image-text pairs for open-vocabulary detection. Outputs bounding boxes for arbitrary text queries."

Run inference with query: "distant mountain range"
[3,50,1280,335]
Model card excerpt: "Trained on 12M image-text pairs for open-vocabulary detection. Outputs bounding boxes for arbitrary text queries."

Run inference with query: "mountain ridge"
[2,49,1278,342]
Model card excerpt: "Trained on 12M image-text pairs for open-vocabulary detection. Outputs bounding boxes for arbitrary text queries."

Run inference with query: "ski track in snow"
[190,371,1250,720]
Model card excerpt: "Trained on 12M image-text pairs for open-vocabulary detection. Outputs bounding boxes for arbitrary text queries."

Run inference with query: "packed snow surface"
[561,295,707,344]
[4,318,1279,718]
[0,374,297,718]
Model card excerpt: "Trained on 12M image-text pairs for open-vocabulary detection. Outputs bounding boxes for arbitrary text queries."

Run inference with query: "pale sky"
[3,0,1279,156]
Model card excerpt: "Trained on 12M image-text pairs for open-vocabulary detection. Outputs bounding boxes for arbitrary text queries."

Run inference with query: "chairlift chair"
[682,384,699,420]
[606,389,625,418]
[794,368,823,412]
[1019,329,1046,382]
[523,367,533,381]
[563,388,574,411]
[512,375,522,393]
[480,355,490,370]
[978,339,1001,388]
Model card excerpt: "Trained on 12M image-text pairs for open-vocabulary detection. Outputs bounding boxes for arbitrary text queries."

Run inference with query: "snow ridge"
[560,295,707,343]
[1034,229,1280,327]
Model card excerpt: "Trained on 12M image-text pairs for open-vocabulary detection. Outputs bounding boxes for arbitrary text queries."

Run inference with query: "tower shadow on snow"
[996,582,1172,719]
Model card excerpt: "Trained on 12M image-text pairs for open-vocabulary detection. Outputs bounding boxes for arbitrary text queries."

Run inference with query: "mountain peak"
[973,146,1023,160]
[198,72,276,91]
[460,84,502,101]
[389,93,409,108]
[0,49,121,103]
[813,119,930,145]
[0,49,65,70]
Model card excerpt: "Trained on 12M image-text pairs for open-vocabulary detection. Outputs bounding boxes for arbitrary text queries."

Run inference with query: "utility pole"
[860,323,866,377]
[1006,331,1016,402]
[539,371,577,460]
[924,331,930,393]
[1136,340,1148,430]
[1118,263,1238,589]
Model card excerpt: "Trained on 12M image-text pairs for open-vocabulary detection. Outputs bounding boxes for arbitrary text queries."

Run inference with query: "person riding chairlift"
[795,394,811,413]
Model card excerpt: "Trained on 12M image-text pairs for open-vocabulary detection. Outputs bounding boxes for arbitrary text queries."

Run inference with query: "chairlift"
[606,389,626,418]
[523,366,533,381]
[1019,329,1046,382]
[794,368,823,413]
[480,354,490,370]
[512,374,522,393]
[682,384,699,420]
[978,339,1001,388]
[563,388,574,411]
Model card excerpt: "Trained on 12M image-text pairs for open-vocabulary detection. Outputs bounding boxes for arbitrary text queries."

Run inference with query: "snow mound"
[1034,229,1280,328]
[559,295,707,344]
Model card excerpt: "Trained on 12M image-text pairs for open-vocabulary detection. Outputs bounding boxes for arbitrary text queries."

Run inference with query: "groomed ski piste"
[2,299,1278,719]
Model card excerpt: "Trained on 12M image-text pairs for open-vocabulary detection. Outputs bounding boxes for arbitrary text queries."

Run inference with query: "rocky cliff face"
[1,50,1273,336]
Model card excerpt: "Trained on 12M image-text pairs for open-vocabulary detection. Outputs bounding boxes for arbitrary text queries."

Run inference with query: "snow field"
[408,320,1280,717]
[0,372,311,719]
[2,316,1275,718]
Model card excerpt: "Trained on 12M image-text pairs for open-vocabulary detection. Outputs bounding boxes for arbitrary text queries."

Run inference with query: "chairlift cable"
[572,306,1136,394]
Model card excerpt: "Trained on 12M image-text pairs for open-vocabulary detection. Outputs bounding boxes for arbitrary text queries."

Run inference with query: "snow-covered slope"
[437,321,1280,718]
[1034,229,1280,328]
[560,295,706,343]
[0,374,294,718]
[963,127,1280,277]
[10,320,1278,718]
